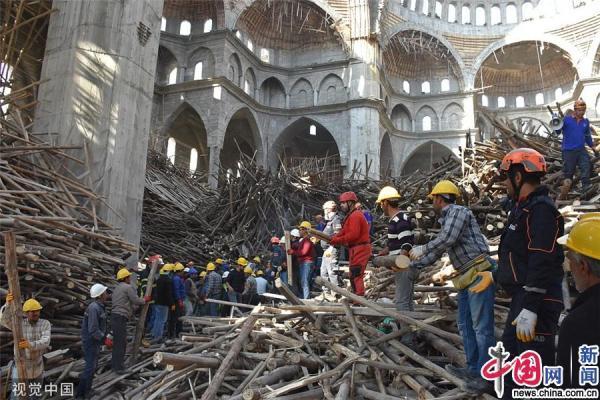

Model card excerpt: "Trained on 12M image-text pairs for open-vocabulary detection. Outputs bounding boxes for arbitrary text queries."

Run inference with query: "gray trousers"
[320,247,338,289]
[394,267,419,311]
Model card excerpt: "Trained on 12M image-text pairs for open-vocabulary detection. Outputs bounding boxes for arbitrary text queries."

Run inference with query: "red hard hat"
[270,236,280,244]
[339,191,358,202]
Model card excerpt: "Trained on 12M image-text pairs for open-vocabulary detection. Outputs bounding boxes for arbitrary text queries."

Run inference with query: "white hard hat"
[323,200,337,210]
[184,267,190,273]
[290,229,300,237]
[222,271,230,279]
[90,283,108,298]
[280,236,286,244]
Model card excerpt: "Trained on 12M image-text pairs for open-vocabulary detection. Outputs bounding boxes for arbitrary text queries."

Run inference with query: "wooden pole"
[3,231,27,398]
[130,259,159,363]
[284,230,293,286]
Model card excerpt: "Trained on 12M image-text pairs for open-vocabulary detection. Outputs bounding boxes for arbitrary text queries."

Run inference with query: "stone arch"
[390,104,412,131]
[220,107,263,171]
[228,53,242,86]
[401,141,456,175]
[260,77,286,108]
[155,45,179,85]
[318,74,347,105]
[290,78,314,108]
[188,46,216,79]
[441,102,464,130]
[243,67,256,98]
[269,117,342,180]
[586,32,600,78]
[380,132,395,179]
[415,106,439,131]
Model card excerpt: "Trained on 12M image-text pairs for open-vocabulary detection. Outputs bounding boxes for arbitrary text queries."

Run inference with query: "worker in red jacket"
[329,192,372,296]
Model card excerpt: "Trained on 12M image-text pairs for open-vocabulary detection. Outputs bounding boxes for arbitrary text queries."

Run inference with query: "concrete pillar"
[178,65,186,83]
[347,107,380,179]
[313,89,318,106]
[33,0,164,246]
[285,93,290,109]
[208,145,220,188]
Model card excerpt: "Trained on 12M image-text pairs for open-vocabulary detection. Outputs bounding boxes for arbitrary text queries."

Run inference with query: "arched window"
[516,96,525,108]
[475,6,486,26]
[462,5,471,24]
[180,20,191,36]
[522,2,534,20]
[441,79,450,92]
[309,125,317,136]
[194,62,203,80]
[535,93,544,105]
[167,137,176,164]
[247,39,253,52]
[554,87,563,100]
[235,30,242,40]
[260,48,270,63]
[161,17,166,32]
[403,80,410,94]
[435,1,443,18]
[410,0,417,11]
[167,68,177,85]
[448,4,456,22]
[422,116,432,131]
[422,0,429,14]
[189,148,198,173]
[497,96,506,108]
[506,4,517,23]
[203,19,213,33]
[421,81,431,94]
[491,6,501,25]
[481,94,488,107]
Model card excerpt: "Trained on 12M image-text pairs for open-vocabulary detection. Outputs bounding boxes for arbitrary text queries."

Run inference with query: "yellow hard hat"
[253,256,261,263]
[557,217,600,260]
[23,298,42,312]
[579,212,600,221]
[174,262,185,271]
[237,257,248,266]
[206,262,216,271]
[299,221,311,229]
[162,263,174,272]
[428,180,460,199]
[200,271,207,277]
[376,186,401,203]
[244,266,253,274]
[116,268,131,281]
[257,270,264,276]
[215,258,224,264]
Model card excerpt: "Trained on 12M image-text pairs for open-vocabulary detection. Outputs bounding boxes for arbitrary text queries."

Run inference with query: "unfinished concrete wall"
[33,0,164,247]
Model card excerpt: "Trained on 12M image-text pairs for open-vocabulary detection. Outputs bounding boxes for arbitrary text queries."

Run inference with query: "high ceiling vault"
[163,0,224,22]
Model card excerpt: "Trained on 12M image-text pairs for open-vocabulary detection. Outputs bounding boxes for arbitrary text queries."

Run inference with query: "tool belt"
[451,254,494,290]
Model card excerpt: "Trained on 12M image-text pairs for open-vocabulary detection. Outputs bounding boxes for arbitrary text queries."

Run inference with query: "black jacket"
[498,186,564,313]
[154,274,175,306]
[557,283,600,387]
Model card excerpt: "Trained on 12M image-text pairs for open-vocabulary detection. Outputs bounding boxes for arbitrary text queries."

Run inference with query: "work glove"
[18,339,30,350]
[469,271,494,293]
[104,337,113,348]
[409,246,425,260]
[512,309,538,343]
[143,295,152,303]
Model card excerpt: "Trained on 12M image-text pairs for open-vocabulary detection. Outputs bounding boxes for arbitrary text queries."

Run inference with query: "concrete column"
[347,107,380,179]
[178,65,186,83]
[313,89,318,106]
[285,93,290,108]
[208,145,220,188]
[33,0,164,246]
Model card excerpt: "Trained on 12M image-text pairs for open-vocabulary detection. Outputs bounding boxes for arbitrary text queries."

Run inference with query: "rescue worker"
[111,268,149,374]
[1,296,51,399]
[263,261,276,291]
[255,270,269,296]
[409,180,495,394]
[497,148,564,396]
[251,256,262,272]
[555,99,598,194]
[183,267,198,316]
[270,236,284,270]
[151,264,174,343]
[227,258,248,303]
[205,263,222,317]
[278,236,289,284]
[376,186,416,311]
[288,221,316,299]
[329,192,372,296]
[320,200,343,294]
[76,284,110,399]
[242,267,258,305]
[168,263,185,338]
[556,216,600,388]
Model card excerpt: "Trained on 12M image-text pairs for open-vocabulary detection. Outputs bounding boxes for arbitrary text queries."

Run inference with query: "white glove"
[409,246,425,260]
[512,309,537,343]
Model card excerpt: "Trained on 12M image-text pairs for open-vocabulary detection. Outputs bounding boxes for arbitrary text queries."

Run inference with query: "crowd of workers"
[1,99,598,399]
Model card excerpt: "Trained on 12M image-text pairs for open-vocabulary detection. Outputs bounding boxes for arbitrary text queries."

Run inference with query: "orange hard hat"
[499,148,547,175]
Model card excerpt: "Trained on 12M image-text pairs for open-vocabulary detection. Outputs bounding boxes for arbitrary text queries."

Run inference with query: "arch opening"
[260,77,286,108]
[220,108,262,174]
[155,46,178,86]
[402,141,456,175]
[380,133,394,179]
[391,104,412,131]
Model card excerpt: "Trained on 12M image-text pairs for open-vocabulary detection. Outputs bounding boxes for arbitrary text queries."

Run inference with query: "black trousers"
[111,313,128,371]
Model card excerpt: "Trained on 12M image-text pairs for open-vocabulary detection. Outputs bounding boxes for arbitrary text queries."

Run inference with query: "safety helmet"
[200,271,207,278]
[183,267,190,273]
[22,298,42,312]
[90,283,108,298]
[243,266,253,274]
[270,236,280,244]
[376,186,401,203]
[574,99,586,110]
[290,229,300,237]
[253,256,261,263]
[557,217,600,260]
[428,180,461,199]
[237,257,248,266]
[323,200,337,210]
[206,262,216,271]
[579,213,600,221]
[499,148,547,175]
[256,270,264,276]
[116,268,131,281]
[299,221,311,229]
[174,262,185,271]
[280,236,286,244]
[161,263,174,272]
[215,258,224,264]
[339,191,358,203]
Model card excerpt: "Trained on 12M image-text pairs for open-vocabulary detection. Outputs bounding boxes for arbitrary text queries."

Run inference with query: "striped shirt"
[387,211,413,254]
[411,204,489,270]
[206,271,222,299]
[0,306,51,379]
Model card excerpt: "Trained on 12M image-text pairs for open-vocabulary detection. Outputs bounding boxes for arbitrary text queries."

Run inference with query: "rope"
[536,40,546,93]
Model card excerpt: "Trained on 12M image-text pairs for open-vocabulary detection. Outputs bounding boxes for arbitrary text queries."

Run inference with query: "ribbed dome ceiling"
[163,0,223,22]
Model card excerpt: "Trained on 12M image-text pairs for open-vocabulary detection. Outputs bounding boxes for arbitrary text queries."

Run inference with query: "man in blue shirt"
[556,99,598,193]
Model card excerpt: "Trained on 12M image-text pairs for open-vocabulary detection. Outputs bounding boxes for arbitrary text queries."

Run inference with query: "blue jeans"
[76,339,100,398]
[563,148,591,187]
[280,270,288,285]
[299,261,313,299]
[208,300,219,317]
[228,291,238,303]
[151,305,169,341]
[457,282,496,376]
